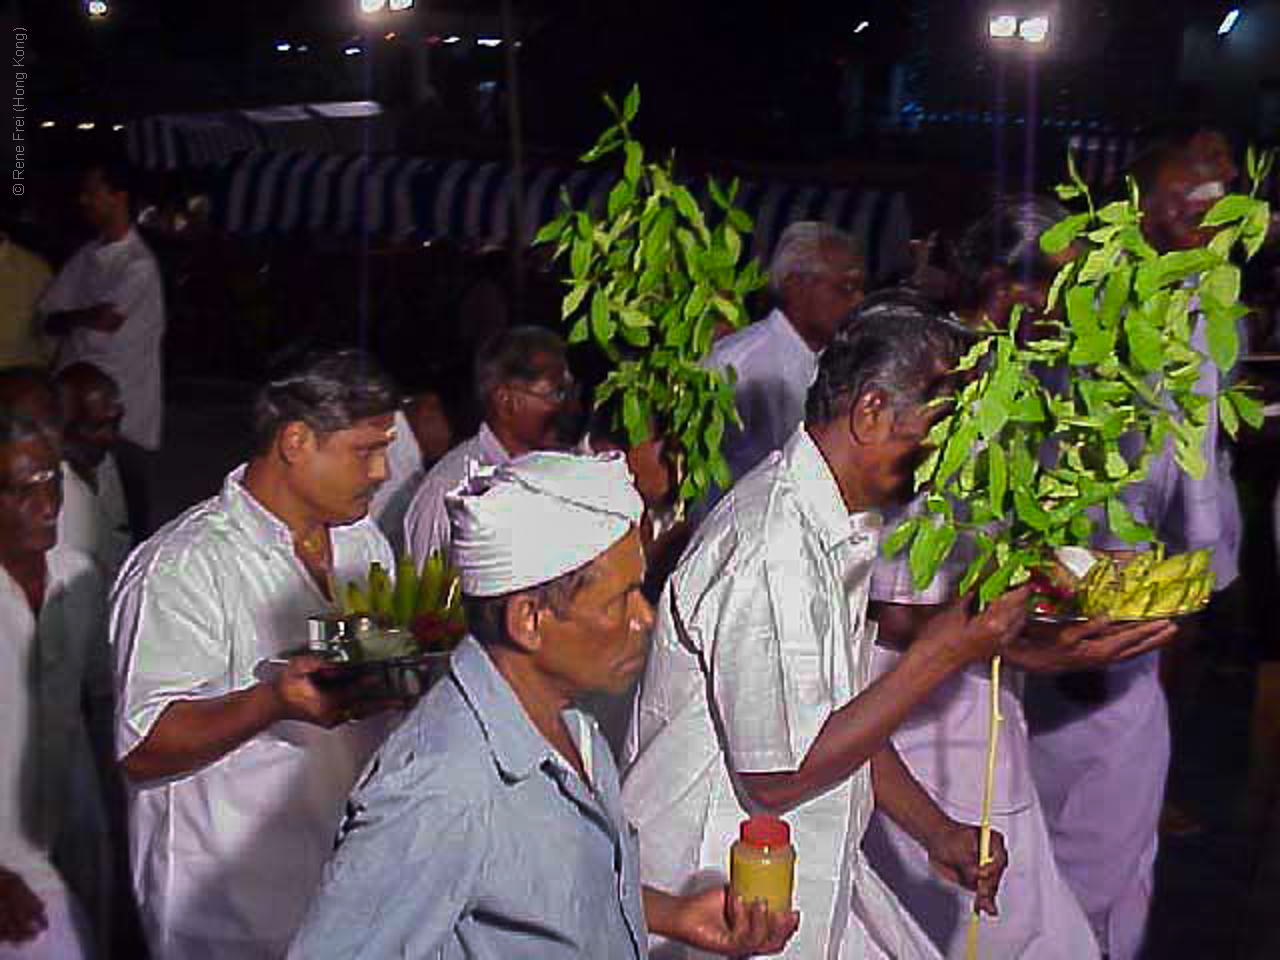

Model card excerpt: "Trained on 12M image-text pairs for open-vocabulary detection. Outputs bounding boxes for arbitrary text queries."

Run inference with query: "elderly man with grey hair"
[404,326,581,564]
[705,221,864,493]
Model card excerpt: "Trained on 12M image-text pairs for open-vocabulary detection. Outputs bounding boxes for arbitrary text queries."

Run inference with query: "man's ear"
[278,421,313,466]
[849,388,894,446]
[504,592,544,655]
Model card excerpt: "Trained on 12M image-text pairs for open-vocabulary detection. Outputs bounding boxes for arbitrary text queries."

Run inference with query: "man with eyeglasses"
[405,326,581,565]
[0,405,107,959]
[704,221,865,499]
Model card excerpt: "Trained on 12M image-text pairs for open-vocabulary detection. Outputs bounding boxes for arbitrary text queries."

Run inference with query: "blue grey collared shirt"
[289,636,649,959]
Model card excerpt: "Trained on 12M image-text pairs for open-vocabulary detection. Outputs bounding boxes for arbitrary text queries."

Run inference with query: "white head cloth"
[446,450,644,597]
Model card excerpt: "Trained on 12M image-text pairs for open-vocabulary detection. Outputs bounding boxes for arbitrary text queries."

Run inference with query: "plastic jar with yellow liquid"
[729,815,795,913]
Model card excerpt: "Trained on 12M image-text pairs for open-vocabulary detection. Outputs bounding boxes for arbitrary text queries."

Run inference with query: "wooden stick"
[965,654,1004,960]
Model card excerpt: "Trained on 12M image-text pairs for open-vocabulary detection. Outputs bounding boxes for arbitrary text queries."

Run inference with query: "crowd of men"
[0,125,1274,960]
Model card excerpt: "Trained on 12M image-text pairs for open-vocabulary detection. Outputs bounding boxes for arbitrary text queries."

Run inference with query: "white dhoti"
[1026,654,1169,960]
[862,648,1098,960]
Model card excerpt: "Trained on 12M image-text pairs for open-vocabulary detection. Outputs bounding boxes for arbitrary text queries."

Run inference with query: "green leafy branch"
[534,85,768,504]
[888,150,1273,603]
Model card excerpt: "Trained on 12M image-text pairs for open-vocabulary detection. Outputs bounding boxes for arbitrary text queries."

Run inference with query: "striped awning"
[1067,133,1142,188]
[126,102,393,171]
[214,151,912,280]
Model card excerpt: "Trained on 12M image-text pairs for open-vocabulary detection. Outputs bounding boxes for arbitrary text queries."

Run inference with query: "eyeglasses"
[508,377,578,406]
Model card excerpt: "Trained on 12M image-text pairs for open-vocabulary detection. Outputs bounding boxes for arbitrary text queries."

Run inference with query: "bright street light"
[854,21,870,34]
[1019,15,1050,43]
[86,0,109,18]
[389,0,415,9]
[476,37,503,47]
[359,0,387,14]
[77,122,96,131]
[343,45,363,56]
[442,35,461,44]
[988,14,1018,38]
[1218,9,1241,35]
[275,41,292,52]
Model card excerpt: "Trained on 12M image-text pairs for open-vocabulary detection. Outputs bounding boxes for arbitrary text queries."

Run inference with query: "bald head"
[55,362,122,471]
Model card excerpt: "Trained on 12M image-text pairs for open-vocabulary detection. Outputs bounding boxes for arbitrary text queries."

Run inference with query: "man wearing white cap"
[290,451,798,959]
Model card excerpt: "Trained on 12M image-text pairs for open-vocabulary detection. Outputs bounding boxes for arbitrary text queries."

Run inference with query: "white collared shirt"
[56,455,132,587]
[622,427,937,960]
[39,228,166,449]
[404,423,510,564]
[0,546,106,895]
[112,467,393,955]
[707,308,820,485]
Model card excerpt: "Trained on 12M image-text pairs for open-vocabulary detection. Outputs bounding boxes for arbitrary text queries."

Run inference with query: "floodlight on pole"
[1218,9,1240,35]
[988,14,1018,38]
[1019,15,1050,43]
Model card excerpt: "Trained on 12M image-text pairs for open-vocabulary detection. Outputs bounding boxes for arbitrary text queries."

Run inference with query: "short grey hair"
[473,326,568,407]
[768,221,862,298]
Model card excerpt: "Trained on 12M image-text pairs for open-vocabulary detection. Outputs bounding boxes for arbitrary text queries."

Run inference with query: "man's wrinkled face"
[501,351,582,451]
[64,384,123,469]
[787,244,866,349]
[0,436,62,556]
[292,413,395,525]
[536,528,655,697]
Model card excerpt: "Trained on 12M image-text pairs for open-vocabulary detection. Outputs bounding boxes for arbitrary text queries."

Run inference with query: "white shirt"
[56,455,132,587]
[404,423,510,564]
[707,308,819,485]
[112,467,393,957]
[622,428,937,960]
[367,409,422,556]
[39,228,166,449]
[0,546,106,896]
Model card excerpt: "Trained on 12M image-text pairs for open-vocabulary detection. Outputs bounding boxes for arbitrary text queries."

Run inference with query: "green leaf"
[534,212,569,246]
[1014,485,1052,531]
[608,179,634,219]
[568,316,589,344]
[1106,497,1153,543]
[623,84,640,122]
[936,421,978,485]
[988,444,1007,515]
[1219,393,1240,438]
[913,447,941,490]
[590,290,615,343]
[1204,265,1241,308]
[954,336,993,372]
[882,515,922,557]
[1040,213,1091,255]
[1201,194,1255,227]
[1204,303,1240,372]
[624,142,642,187]
[562,282,590,320]
[1227,386,1265,430]
[1123,311,1163,372]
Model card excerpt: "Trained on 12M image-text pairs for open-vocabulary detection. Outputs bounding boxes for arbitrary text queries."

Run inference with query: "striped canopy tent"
[213,150,913,280]
[126,102,393,171]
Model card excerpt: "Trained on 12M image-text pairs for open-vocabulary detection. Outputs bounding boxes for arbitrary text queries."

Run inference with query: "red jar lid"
[740,815,790,848]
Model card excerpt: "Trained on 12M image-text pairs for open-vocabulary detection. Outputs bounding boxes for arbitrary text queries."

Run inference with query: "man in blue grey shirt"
[289,452,798,959]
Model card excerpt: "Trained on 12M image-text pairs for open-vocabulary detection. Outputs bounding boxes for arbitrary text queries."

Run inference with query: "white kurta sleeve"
[111,550,230,759]
[701,536,835,774]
